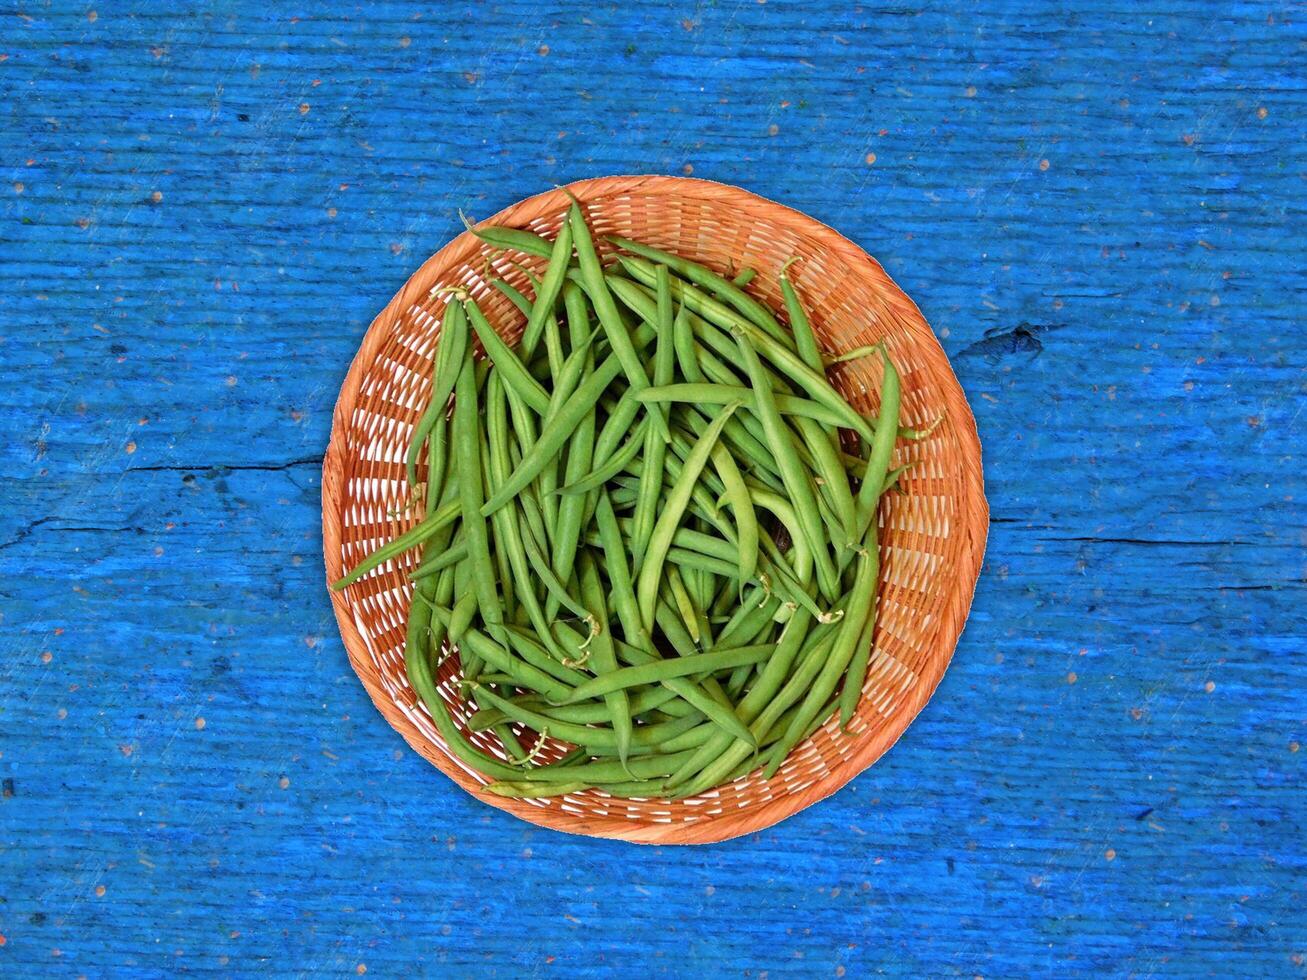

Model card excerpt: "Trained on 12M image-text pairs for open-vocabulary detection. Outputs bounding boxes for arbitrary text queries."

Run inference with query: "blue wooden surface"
[1,2,1303,975]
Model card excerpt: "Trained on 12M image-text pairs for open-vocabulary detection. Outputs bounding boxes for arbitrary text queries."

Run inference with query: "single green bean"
[485,373,569,657]
[465,220,553,258]
[491,278,533,318]
[577,553,633,768]
[664,565,702,645]
[448,349,509,648]
[554,644,774,706]
[568,203,666,439]
[636,401,740,632]
[331,497,460,590]
[488,747,702,785]
[708,441,758,594]
[465,299,550,415]
[469,682,687,731]
[794,415,856,542]
[519,217,572,357]
[469,683,701,753]
[779,265,825,374]
[850,346,901,548]
[405,299,467,487]
[548,372,597,610]
[558,617,755,746]
[520,530,592,626]
[631,291,677,568]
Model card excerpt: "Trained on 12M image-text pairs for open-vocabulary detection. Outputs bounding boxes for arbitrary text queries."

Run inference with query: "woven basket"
[322,175,986,844]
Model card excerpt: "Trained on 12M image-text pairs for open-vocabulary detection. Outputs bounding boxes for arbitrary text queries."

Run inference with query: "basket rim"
[322,174,987,844]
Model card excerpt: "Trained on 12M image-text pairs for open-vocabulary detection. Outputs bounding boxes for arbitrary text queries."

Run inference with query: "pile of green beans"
[333,202,908,800]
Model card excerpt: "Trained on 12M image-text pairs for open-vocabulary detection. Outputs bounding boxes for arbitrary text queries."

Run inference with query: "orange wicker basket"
[322,175,986,844]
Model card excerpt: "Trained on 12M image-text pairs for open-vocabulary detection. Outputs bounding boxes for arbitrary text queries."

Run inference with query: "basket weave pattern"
[322,176,986,844]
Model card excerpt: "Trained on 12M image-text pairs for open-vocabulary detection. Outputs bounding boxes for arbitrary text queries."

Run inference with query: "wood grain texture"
[0,2,1302,975]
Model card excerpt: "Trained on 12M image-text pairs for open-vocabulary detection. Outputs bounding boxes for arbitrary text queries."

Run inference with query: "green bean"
[568,204,665,439]
[541,310,565,381]
[480,424,517,623]
[558,616,754,746]
[663,546,739,581]
[421,410,450,517]
[519,217,572,357]
[548,376,597,609]
[669,609,831,792]
[465,219,553,259]
[721,307,877,436]
[715,582,782,650]
[762,541,878,779]
[795,415,856,542]
[606,239,790,344]
[577,553,633,768]
[664,565,701,645]
[838,574,880,729]
[485,374,571,658]
[554,644,774,705]
[850,346,902,547]
[555,417,647,496]
[405,299,467,487]
[688,567,715,646]
[591,389,646,469]
[465,299,550,416]
[469,683,701,754]
[636,401,740,632]
[692,335,751,391]
[489,747,702,785]
[405,588,437,696]
[672,300,704,383]
[436,617,575,702]
[480,781,586,799]
[739,485,813,584]
[406,634,528,783]
[631,292,675,568]
[734,329,839,601]
[330,496,460,590]
[824,343,881,366]
[725,662,753,700]
[499,626,590,688]
[882,463,910,495]
[544,326,597,422]
[448,350,509,649]
[479,320,656,516]
[731,267,757,287]
[444,589,478,646]
[469,682,686,731]
[592,492,655,651]
[561,280,590,347]
[514,477,553,556]
[520,530,592,626]
[779,264,824,374]
[491,278,533,318]
[637,383,872,440]
[708,441,758,594]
